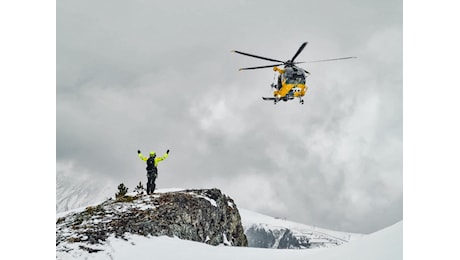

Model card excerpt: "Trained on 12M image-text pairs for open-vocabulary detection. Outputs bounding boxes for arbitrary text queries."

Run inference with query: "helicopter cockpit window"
[284,67,305,84]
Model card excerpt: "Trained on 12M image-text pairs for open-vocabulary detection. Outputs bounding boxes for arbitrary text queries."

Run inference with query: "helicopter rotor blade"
[239,63,284,71]
[232,50,284,63]
[290,42,308,62]
[295,56,357,64]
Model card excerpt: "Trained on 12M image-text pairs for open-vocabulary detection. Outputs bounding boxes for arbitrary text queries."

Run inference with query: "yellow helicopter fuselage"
[233,42,356,105]
[273,66,308,101]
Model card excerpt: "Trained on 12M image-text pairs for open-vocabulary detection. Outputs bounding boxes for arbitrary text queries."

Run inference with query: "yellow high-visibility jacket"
[138,152,169,167]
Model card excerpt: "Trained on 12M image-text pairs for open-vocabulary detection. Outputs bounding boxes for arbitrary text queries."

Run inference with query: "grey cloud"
[57,0,402,234]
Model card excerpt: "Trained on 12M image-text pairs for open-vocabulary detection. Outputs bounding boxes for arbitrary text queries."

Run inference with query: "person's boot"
[146,182,151,195]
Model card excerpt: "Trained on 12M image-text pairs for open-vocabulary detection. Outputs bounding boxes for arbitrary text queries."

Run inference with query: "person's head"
[149,151,156,158]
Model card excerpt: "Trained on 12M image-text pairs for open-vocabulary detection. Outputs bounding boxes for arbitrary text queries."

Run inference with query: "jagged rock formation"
[245,224,309,249]
[245,224,278,248]
[278,229,310,249]
[245,223,345,249]
[56,189,247,254]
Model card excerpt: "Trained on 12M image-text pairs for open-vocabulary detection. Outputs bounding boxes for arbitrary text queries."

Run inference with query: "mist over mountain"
[56,162,116,212]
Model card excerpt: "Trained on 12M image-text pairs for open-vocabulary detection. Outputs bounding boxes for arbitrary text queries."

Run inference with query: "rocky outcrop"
[244,222,348,249]
[245,224,311,249]
[245,224,278,248]
[56,189,247,254]
[278,229,310,249]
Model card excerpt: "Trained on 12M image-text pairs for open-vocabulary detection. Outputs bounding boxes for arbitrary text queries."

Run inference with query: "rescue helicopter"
[232,42,356,104]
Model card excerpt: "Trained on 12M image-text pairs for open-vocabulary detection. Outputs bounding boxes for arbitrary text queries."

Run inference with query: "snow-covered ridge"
[239,209,363,249]
[56,188,186,217]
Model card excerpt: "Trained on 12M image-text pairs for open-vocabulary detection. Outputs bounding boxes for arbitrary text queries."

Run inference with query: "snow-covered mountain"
[56,187,401,259]
[240,209,363,249]
[56,205,401,259]
[56,169,115,212]
[56,184,360,249]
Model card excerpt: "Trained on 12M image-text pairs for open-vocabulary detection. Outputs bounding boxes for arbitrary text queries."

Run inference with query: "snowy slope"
[57,220,402,260]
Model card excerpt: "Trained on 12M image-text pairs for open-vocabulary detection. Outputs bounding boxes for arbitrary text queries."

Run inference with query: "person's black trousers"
[146,171,157,194]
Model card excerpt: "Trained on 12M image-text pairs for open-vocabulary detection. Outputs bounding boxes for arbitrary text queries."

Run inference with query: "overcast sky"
[57,0,402,234]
